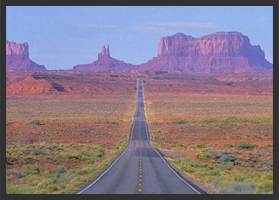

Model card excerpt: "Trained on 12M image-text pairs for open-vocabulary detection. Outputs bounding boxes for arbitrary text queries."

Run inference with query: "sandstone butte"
[72,45,140,72]
[6,32,273,73]
[6,40,46,71]
[139,32,273,73]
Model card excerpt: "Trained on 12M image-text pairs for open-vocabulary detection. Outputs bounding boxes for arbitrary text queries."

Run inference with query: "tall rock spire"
[106,45,110,57]
[98,45,110,59]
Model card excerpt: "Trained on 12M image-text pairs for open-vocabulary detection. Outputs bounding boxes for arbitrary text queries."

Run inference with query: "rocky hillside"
[139,32,273,73]
[6,40,46,71]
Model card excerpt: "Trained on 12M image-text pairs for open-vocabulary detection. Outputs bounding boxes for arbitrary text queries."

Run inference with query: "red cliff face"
[73,45,139,72]
[140,32,272,73]
[6,40,46,71]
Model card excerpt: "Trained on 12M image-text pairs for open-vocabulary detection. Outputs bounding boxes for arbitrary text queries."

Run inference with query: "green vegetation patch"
[191,117,272,124]
[26,120,41,125]
[170,120,189,124]
[6,141,127,194]
[165,151,273,194]
[187,143,206,149]
[218,154,237,163]
[234,141,257,149]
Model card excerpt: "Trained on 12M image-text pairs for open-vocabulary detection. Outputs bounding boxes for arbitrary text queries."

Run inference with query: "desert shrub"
[85,159,94,164]
[67,174,75,180]
[27,120,40,125]
[42,171,53,178]
[97,152,103,159]
[6,186,26,194]
[59,184,66,189]
[223,143,233,148]
[181,166,195,173]
[196,152,210,159]
[80,166,94,174]
[208,151,222,159]
[170,120,189,124]
[200,119,218,124]
[99,148,105,153]
[218,181,256,194]
[234,160,248,167]
[113,139,128,150]
[100,162,110,169]
[34,189,48,194]
[235,141,257,149]
[187,143,205,149]
[67,153,81,159]
[256,180,273,193]
[211,176,226,186]
[196,161,208,168]
[218,154,237,163]
[172,143,185,151]
[255,118,271,123]
[221,117,271,124]
[216,180,233,188]
[25,174,41,186]
[207,165,215,170]
[260,172,273,181]
[47,184,58,192]
[19,155,37,164]
[36,179,51,189]
[221,117,249,123]
[196,169,207,176]
[22,149,46,155]
[209,169,220,176]
[52,165,67,173]
[201,148,209,152]
[81,151,93,157]
[71,175,86,186]
[152,141,161,148]
[20,165,43,176]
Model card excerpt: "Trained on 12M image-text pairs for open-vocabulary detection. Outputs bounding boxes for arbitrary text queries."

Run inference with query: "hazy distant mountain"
[6,40,46,71]
[139,32,273,73]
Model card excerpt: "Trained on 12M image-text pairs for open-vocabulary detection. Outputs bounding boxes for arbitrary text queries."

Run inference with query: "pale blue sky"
[6,6,273,70]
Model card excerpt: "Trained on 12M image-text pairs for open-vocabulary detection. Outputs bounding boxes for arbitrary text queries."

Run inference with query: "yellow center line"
[138,103,143,194]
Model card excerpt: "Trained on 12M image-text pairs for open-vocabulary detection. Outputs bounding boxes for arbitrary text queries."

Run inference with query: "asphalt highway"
[77,79,203,194]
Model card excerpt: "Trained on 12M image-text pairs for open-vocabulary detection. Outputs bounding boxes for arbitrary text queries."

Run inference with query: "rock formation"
[73,45,139,72]
[98,45,110,59]
[6,40,46,71]
[140,32,273,73]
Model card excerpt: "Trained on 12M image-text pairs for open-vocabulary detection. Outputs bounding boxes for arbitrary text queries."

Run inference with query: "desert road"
[77,79,205,194]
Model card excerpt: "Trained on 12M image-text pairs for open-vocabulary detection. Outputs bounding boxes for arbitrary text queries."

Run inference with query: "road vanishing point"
[77,79,205,194]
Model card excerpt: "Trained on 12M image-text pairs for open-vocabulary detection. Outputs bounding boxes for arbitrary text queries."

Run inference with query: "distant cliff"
[73,45,139,72]
[6,40,46,71]
[140,32,273,73]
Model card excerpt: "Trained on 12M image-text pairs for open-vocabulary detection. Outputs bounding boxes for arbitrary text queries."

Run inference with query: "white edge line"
[78,80,140,194]
[142,78,201,194]
[77,120,135,194]
[144,120,201,194]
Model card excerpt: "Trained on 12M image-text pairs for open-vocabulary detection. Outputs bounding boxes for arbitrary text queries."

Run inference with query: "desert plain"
[6,70,273,194]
